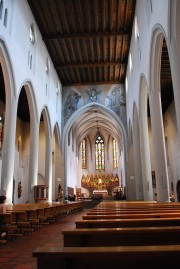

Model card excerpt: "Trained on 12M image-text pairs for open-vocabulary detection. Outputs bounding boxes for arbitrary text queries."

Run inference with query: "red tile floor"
[0,209,86,269]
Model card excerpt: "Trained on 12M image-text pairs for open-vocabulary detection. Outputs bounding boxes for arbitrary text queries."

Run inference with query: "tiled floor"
[0,209,86,269]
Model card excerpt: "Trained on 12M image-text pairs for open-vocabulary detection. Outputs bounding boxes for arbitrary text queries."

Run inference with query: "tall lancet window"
[113,139,118,168]
[81,138,86,169]
[95,134,105,170]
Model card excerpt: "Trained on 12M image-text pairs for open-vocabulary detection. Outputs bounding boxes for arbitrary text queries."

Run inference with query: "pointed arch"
[0,40,16,202]
[149,26,170,201]
[62,103,128,196]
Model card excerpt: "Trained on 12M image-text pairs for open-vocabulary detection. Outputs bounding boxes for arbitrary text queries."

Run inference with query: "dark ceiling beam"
[43,31,131,40]
[56,61,127,68]
[63,80,124,86]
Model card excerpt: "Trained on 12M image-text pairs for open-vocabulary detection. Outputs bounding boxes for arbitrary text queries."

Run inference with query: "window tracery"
[95,134,105,170]
[81,138,86,169]
[113,139,118,169]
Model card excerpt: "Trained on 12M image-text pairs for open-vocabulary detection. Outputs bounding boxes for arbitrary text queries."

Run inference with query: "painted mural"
[86,86,102,103]
[105,85,126,115]
[63,84,126,126]
[64,89,82,122]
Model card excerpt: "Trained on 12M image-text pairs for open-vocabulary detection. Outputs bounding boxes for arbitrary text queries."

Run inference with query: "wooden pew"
[6,210,33,235]
[87,208,180,214]
[75,217,180,228]
[82,212,180,220]
[0,213,22,240]
[33,245,180,269]
[93,201,180,210]
[62,226,180,247]
[5,201,84,229]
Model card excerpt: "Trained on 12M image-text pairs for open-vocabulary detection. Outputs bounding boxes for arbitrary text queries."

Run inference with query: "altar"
[81,173,119,190]
[93,189,108,195]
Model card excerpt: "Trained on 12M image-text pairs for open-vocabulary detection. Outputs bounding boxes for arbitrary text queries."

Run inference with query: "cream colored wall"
[38,122,46,183]
[0,0,62,202]
[13,118,30,203]
[163,101,180,198]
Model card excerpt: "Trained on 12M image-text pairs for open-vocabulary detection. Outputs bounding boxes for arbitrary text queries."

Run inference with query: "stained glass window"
[81,138,86,169]
[113,139,118,168]
[95,134,105,170]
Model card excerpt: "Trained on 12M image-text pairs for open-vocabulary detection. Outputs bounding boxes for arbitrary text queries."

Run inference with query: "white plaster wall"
[126,0,175,200]
[0,0,62,136]
[0,0,62,201]
[164,101,180,197]
[126,0,169,123]
[38,122,46,180]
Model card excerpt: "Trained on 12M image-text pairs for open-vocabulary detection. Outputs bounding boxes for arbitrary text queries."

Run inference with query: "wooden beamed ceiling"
[0,1,174,122]
[27,0,136,86]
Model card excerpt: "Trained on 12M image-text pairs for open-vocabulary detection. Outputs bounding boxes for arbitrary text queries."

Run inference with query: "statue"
[58,184,61,195]
[18,182,22,199]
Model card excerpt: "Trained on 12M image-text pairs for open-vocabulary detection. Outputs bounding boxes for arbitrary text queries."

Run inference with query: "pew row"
[82,212,180,220]
[87,209,180,215]
[0,201,84,243]
[75,217,180,228]
[0,213,22,240]
[62,226,180,247]
[33,245,180,269]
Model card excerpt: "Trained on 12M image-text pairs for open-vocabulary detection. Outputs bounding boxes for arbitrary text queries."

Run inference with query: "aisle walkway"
[0,209,86,269]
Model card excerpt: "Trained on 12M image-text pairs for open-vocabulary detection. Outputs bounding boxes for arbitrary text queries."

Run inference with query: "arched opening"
[14,87,31,203]
[160,38,177,201]
[149,29,171,201]
[62,103,127,200]
[0,63,6,192]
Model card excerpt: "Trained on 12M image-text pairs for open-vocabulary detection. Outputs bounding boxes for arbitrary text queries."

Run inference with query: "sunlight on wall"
[125,77,128,94]
[134,16,139,41]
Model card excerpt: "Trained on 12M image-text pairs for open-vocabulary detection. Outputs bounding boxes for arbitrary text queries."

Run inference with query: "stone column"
[45,131,53,201]
[28,118,39,202]
[169,38,180,199]
[133,127,143,200]
[1,98,17,203]
[139,110,153,201]
[149,90,170,201]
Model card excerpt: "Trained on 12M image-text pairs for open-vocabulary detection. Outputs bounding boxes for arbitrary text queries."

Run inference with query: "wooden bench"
[75,217,180,228]
[87,208,180,214]
[62,226,180,247]
[33,245,180,269]
[82,212,180,220]
[0,213,22,240]
[93,201,180,211]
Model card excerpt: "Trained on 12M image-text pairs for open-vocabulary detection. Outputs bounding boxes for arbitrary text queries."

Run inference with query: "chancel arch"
[62,103,127,200]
